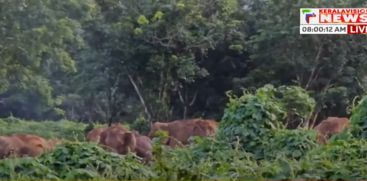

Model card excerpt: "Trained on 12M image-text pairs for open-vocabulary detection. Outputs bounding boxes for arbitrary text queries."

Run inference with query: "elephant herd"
[0,117,349,160]
[86,118,219,161]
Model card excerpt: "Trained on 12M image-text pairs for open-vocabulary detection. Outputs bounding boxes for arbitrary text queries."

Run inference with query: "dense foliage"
[152,137,367,180]
[1,130,367,180]
[2,0,367,180]
[0,0,97,120]
[350,96,367,139]
[0,142,152,180]
[1,0,366,124]
[0,87,367,180]
[297,139,367,180]
[218,85,315,158]
[264,129,318,160]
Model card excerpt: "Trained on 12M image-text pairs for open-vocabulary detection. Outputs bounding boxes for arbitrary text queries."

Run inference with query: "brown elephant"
[16,134,51,151]
[87,124,153,161]
[193,119,219,137]
[148,119,219,147]
[132,131,153,162]
[0,135,24,158]
[99,125,136,154]
[86,123,128,143]
[0,134,56,158]
[86,127,107,143]
[314,117,349,144]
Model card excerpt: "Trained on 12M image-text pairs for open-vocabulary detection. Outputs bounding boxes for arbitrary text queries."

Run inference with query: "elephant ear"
[193,123,207,137]
[193,120,217,137]
[123,132,137,153]
[99,129,108,145]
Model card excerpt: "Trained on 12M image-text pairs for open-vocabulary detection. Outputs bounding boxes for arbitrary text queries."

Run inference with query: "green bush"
[248,85,316,128]
[130,114,151,135]
[41,142,153,180]
[152,137,261,180]
[297,139,367,180]
[248,139,367,180]
[151,136,367,180]
[218,85,315,158]
[218,93,276,158]
[218,86,285,156]
[0,157,56,180]
[264,129,318,160]
[350,96,367,139]
[257,157,300,180]
[274,85,315,128]
[0,142,153,180]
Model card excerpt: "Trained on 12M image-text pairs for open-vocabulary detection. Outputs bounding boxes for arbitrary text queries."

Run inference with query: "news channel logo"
[300,8,319,24]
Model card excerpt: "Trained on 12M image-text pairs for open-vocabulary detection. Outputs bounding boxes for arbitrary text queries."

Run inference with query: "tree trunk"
[128,74,152,127]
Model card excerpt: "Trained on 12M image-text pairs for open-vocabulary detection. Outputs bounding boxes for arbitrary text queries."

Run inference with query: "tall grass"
[0,117,87,140]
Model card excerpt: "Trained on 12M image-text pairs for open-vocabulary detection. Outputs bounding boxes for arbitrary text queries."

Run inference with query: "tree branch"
[178,89,185,104]
[305,44,323,90]
[355,76,367,93]
[189,91,198,106]
[128,74,152,125]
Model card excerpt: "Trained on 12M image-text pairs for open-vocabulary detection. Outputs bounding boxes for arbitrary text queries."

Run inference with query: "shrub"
[130,114,151,135]
[252,139,367,180]
[0,157,56,180]
[298,139,367,180]
[274,85,315,128]
[258,157,300,180]
[350,96,367,139]
[218,85,315,158]
[216,86,276,155]
[152,137,261,180]
[264,129,318,160]
[42,142,153,180]
[0,142,153,180]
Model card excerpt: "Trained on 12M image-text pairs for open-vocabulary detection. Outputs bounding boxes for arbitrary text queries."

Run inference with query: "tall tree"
[74,0,245,123]
[0,0,97,119]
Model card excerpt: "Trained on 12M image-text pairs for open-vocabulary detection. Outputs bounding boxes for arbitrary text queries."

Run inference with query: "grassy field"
[0,117,88,140]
